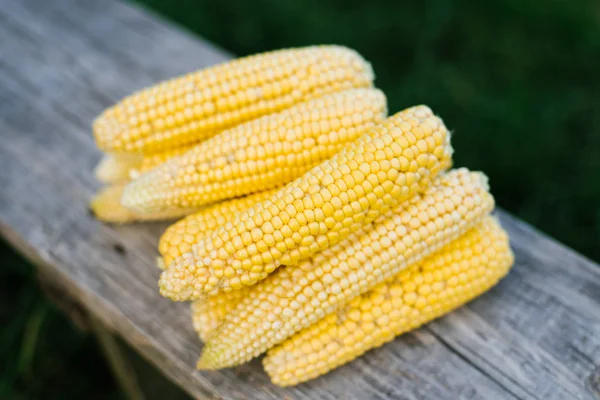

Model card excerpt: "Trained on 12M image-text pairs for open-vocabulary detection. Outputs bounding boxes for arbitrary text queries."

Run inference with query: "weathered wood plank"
[0,0,599,398]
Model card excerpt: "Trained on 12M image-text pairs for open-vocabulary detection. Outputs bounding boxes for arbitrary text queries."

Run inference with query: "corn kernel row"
[90,184,196,223]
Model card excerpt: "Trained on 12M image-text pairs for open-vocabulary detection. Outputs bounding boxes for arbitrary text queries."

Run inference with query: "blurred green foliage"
[0,239,121,400]
[137,0,600,261]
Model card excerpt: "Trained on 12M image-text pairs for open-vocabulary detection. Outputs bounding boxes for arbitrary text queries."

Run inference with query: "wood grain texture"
[0,0,599,398]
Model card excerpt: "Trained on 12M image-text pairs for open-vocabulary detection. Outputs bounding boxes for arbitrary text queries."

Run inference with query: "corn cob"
[191,291,247,341]
[159,189,281,266]
[122,88,387,213]
[159,105,453,300]
[90,184,196,223]
[196,169,494,369]
[93,46,375,154]
[94,153,143,184]
[263,216,513,386]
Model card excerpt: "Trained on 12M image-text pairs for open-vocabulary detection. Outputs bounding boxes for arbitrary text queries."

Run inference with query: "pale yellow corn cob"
[90,184,196,223]
[159,105,453,300]
[94,153,143,184]
[122,88,387,213]
[94,46,375,153]
[159,189,280,266]
[191,290,247,341]
[197,169,493,369]
[263,216,513,386]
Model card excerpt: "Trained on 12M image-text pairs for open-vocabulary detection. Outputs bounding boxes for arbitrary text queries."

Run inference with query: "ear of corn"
[121,88,387,213]
[90,184,196,223]
[159,189,281,266]
[263,216,513,386]
[196,169,493,369]
[94,153,143,184]
[93,46,375,154]
[159,105,453,300]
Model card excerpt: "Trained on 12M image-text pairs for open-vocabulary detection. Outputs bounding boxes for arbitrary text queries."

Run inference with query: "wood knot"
[113,243,126,256]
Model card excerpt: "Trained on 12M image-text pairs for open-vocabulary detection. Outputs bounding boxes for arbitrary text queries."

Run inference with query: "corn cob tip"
[94,153,142,184]
[196,348,219,370]
[90,184,131,224]
[91,184,197,223]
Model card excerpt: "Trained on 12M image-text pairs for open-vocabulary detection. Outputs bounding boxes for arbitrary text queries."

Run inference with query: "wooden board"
[1,0,599,398]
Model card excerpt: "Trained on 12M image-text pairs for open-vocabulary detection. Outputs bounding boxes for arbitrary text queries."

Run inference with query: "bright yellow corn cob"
[191,291,247,341]
[90,184,196,223]
[159,189,280,266]
[159,105,453,300]
[93,46,375,154]
[94,153,143,184]
[122,88,387,213]
[263,216,513,386]
[196,169,494,369]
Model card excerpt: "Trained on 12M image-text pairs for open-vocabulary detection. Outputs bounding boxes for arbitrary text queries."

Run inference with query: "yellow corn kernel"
[94,153,143,184]
[159,189,280,266]
[90,184,196,223]
[264,216,513,386]
[93,46,374,153]
[122,88,387,213]
[191,289,249,341]
[160,105,453,300]
[196,169,493,369]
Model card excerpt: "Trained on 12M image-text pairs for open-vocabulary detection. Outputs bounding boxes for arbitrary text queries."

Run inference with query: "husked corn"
[90,184,196,223]
[191,290,248,341]
[264,216,513,386]
[94,46,375,153]
[197,169,494,369]
[122,89,387,213]
[159,189,280,266]
[94,153,143,184]
[160,106,453,300]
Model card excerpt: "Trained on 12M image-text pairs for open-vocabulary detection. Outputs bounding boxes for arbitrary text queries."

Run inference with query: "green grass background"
[2,0,599,397]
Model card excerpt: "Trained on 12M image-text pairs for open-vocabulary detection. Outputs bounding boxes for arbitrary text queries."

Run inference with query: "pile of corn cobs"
[90,46,513,386]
